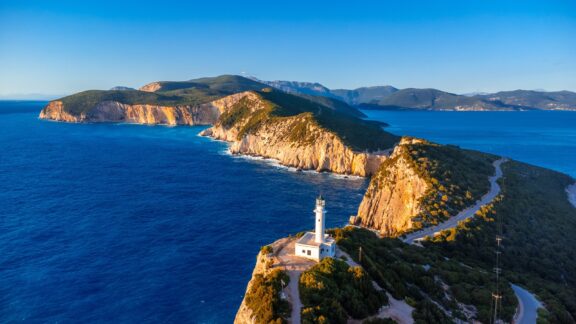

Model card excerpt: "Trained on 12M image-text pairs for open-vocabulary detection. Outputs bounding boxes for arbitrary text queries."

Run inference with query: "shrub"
[245,269,290,323]
[299,258,387,323]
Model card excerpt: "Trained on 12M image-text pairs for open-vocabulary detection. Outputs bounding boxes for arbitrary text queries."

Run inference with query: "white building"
[295,196,336,261]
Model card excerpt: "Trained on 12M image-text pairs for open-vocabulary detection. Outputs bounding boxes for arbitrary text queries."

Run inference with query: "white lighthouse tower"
[315,196,326,244]
[295,195,336,261]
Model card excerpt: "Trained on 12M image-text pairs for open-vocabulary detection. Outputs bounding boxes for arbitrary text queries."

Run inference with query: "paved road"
[511,284,543,324]
[286,271,303,324]
[403,158,507,244]
[567,183,576,208]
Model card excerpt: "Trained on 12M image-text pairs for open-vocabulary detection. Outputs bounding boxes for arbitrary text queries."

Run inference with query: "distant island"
[39,75,576,323]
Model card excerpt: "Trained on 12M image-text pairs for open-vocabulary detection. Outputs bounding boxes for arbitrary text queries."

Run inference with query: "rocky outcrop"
[354,138,429,236]
[40,100,218,125]
[202,117,388,176]
[139,82,162,92]
[39,101,82,122]
[39,92,256,126]
[235,250,269,324]
[201,93,389,176]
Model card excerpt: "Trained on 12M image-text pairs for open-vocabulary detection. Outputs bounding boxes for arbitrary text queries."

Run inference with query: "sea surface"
[1,102,575,323]
[0,101,367,323]
[363,110,576,178]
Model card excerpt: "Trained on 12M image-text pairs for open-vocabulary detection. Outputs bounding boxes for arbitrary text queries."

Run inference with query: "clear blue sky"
[1,0,575,98]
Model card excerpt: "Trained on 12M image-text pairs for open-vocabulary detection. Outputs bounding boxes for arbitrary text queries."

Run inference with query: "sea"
[0,101,575,323]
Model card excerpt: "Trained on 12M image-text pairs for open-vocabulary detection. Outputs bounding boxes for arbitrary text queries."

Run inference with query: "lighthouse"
[295,195,336,261]
[315,196,326,243]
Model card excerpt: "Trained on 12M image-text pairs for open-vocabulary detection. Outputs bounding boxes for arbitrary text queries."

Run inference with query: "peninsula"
[39,75,576,323]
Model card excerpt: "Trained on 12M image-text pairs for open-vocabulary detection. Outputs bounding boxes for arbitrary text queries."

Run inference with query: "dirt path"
[403,158,507,244]
[567,183,576,209]
[271,238,316,324]
[336,248,415,324]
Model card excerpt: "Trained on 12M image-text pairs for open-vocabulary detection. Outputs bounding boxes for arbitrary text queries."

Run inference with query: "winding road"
[511,284,543,324]
[403,158,507,244]
[567,183,576,209]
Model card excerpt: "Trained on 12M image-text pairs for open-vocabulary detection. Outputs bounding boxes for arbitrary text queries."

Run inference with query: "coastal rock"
[138,82,162,92]
[39,101,82,122]
[201,105,388,176]
[355,138,429,235]
[234,250,269,324]
[39,92,256,126]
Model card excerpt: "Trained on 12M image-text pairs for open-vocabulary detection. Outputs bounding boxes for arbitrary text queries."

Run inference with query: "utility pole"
[491,175,505,324]
[358,246,363,264]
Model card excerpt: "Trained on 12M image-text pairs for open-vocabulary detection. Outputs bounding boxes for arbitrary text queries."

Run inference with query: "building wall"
[295,243,320,260]
[319,242,336,259]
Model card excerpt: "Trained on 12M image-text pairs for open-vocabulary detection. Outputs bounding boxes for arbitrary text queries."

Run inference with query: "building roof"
[296,232,335,247]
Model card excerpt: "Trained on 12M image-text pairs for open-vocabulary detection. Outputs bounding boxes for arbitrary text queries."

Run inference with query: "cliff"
[200,90,396,176]
[234,250,268,324]
[354,138,430,235]
[354,138,496,236]
[39,92,254,126]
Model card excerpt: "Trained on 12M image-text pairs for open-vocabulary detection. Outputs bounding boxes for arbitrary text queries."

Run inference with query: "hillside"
[236,141,576,323]
[40,75,365,124]
[351,140,576,321]
[358,88,525,111]
[331,86,399,105]
[354,138,498,236]
[427,160,576,322]
[255,77,576,111]
[201,89,399,176]
[477,90,576,110]
[254,78,399,106]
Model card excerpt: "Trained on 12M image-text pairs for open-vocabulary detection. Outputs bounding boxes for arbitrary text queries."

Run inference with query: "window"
[307,250,311,256]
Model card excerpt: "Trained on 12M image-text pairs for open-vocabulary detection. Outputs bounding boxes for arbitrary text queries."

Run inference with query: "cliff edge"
[201,90,397,176]
[354,137,497,236]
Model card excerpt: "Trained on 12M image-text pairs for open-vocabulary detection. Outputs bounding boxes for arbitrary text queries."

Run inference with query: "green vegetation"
[362,318,396,324]
[219,89,399,151]
[260,245,273,254]
[427,160,576,322]
[299,257,387,323]
[245,269,291,324]
[331,227,517,323]
[404,141,497,230]
[55,75,369,119]
[58,90,192,115]
[358,88,523,111]
[371,140,497,233]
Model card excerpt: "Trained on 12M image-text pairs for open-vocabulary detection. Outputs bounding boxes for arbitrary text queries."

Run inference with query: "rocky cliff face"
[39,101,82,123]
[40,100,218,125]
[39,92,255,126]
[138,82,162,92]
[234,250,269,324]
[201,106,388,176]
[354,138,429,236]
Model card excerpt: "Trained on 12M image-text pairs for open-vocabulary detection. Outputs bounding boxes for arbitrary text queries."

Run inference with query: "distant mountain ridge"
[253,77,576,111]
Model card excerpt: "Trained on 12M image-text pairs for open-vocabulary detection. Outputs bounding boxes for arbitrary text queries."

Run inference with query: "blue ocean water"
[2,102,575,323]
[363,110,576,178]
[0,101,367,323]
